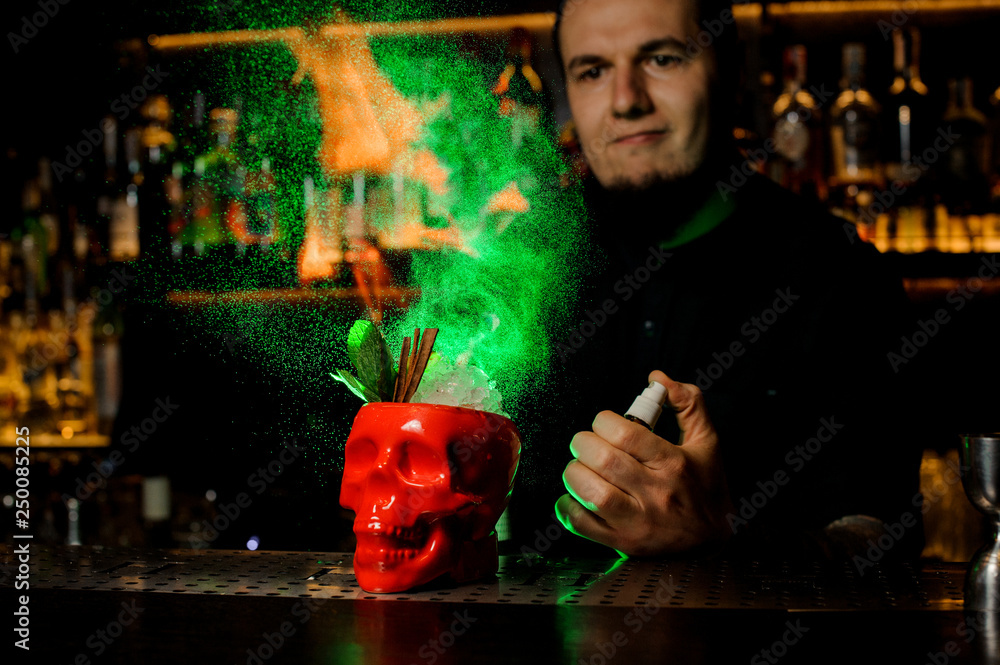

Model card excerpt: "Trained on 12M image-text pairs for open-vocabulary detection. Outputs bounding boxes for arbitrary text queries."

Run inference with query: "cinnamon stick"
[402,328,438,403]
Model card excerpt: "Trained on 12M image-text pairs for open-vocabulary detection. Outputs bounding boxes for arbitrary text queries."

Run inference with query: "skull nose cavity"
[365,464,401,507]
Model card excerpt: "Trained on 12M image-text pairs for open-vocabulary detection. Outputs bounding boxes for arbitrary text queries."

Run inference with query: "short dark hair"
[552,0,739,89]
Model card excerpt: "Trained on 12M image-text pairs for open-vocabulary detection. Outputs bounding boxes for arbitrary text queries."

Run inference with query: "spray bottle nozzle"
[624,380,668,430]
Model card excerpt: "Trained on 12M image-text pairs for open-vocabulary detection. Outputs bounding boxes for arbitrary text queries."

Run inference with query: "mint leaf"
[346,320,397,401]
[330,370,380,404]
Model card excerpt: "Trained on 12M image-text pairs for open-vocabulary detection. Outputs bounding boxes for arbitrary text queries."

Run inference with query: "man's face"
[560,0,718,190]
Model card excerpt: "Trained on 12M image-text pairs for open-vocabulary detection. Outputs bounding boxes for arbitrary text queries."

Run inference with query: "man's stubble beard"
[586,144,728,246]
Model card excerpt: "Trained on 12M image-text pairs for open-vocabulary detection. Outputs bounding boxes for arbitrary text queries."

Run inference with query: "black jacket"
[507,173,926,560]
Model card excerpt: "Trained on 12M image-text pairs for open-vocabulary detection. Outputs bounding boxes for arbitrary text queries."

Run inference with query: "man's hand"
[556,371,734,556]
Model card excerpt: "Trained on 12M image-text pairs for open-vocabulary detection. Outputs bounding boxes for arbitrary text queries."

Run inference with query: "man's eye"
[578,67,603,81]
[650,55,682,67]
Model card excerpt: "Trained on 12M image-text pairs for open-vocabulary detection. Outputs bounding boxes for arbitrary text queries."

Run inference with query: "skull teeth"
[385,548,419,562]
[385,525,423,543]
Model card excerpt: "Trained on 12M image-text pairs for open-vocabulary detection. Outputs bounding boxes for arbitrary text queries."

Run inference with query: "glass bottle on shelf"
[830,44,882,240]
[769,45,826,202]
[94,115,117,266]
[940,78,990,216]
[343,173,390,322]
[244,157,279,247]
[168,92,207,259]
[187,108,239,260]
[91,294,123,437]
[884,28,930,189]
[19,179,45,325]
[109,127,142,262]
[37,158,60,266]
[297,175,345,286]
[226,113,281,256]
[138,95,178,264]
[493,28,550,152]
[830,43,882,186]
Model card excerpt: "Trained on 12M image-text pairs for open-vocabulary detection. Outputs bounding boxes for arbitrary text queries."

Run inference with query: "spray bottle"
[624,381,668,430]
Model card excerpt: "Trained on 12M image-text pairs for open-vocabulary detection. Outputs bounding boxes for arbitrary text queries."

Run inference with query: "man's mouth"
[614,130,667,146]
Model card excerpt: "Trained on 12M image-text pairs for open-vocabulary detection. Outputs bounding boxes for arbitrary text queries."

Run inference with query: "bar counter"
[3,545,998,664]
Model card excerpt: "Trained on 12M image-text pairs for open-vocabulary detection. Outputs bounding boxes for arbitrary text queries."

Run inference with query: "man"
[509,0,927,560]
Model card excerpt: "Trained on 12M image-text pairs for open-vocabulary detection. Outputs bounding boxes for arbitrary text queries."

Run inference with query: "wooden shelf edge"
[148,1,1000,51]
[166,287,420,308]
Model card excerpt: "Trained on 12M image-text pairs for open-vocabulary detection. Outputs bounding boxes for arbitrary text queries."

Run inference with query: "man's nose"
[611,67,653,119]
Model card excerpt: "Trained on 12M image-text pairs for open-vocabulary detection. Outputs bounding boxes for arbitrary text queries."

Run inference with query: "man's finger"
[569,431,644,494]
[562,459,637,518]
[555,494,619,549]
[592,410,671,464]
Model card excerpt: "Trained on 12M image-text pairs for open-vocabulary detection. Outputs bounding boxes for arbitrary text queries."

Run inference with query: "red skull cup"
[340,403,521,593]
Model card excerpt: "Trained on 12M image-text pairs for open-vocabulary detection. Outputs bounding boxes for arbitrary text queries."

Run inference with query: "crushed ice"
[411,352,508,418]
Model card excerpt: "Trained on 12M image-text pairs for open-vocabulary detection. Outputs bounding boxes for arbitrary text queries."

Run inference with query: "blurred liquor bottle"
[830,43,882,186]
[226,110,281,257]
[137,95,178,265]
[109,125,142,263]
[493,28,551,202]
[94,116,117,267]
[91,291,123,436]
[167,91,208,259]
[769,45,826,202]
[297,174,345,285]
[19,177,45,325]
[37,158,60,287]
[829,44,882,237]
[883,28,930,193]
[343,174,391,321]
[187,108,240,258]
[493,28,549,150]
[940,78,990,216]
[880,28,932,252]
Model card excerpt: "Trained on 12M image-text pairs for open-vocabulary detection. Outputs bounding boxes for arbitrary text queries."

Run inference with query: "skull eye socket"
[345,439,378,471]
[399,441,446,483]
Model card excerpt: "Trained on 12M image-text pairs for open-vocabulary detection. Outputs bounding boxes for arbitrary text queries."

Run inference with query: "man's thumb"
[648,370,717,448]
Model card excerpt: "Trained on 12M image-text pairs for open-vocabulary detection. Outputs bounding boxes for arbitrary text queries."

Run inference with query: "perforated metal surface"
[13,546,966,610]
